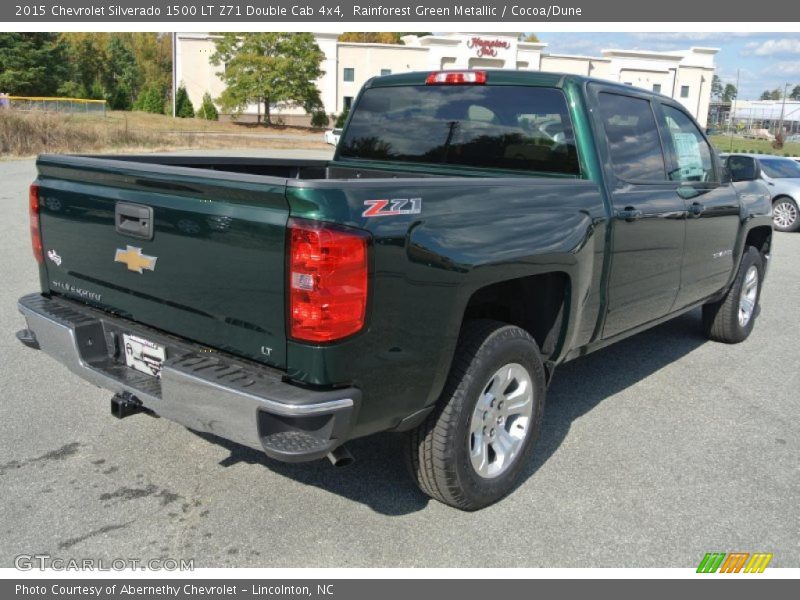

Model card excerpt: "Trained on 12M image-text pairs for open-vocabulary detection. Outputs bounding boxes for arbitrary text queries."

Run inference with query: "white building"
[731,100,800,133]
[176,32,718,126]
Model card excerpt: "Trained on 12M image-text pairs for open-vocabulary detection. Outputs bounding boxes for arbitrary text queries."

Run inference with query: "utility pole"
[172,32,177,119]
[777,82,791,139]
[728,69,740,151]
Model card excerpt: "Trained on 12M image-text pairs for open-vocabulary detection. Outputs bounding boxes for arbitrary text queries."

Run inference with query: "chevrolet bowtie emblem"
[115,245,157,274]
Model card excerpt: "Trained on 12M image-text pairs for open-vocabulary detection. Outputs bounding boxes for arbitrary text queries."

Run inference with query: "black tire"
[772,197,800,232]
[702,247,764,343]
[405,320,546,511]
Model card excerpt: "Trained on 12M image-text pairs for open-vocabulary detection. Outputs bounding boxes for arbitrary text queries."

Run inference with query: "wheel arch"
[460,272,571,370]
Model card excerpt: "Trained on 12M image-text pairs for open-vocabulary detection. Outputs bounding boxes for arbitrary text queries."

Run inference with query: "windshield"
[338,85,580,176]
[760,158,800,178]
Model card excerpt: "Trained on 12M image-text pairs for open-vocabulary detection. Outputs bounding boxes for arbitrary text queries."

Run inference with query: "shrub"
[175,85,195,118]
[335,107,349,128]
[310,109,329,128]
[196,93,219,121]
[109,84,132,111]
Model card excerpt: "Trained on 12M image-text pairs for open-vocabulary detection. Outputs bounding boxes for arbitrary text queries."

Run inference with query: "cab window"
[662,105,715,183]
[597,93,667,182]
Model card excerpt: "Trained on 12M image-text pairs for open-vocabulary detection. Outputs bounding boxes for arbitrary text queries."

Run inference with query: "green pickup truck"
[16,71,772,510]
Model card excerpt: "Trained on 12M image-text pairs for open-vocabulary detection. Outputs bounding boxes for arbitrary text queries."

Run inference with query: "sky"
[537,32,800,100]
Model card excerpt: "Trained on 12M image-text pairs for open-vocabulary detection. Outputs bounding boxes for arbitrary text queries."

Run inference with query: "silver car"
[724,154,800,232]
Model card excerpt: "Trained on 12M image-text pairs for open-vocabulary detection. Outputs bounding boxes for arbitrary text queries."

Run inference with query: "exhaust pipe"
[110,392,143,419]
[327,445,354,468]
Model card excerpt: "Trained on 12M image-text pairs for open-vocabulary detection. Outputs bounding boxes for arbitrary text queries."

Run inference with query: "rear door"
[589,86,687,338]
[36,156,289,367]
[658,103,741,309]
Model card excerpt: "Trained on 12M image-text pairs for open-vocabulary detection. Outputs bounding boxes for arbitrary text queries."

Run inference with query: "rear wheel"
[702,247,764,343]
[405,320,545,510]
[773,197,800,232]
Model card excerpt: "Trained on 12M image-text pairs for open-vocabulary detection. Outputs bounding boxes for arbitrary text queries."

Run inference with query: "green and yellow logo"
[697,552,773,573]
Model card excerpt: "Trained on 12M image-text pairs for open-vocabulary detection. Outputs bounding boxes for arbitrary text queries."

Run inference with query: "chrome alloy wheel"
[468,363,534,479]
[773,200,798,230]
[738,265,759,327]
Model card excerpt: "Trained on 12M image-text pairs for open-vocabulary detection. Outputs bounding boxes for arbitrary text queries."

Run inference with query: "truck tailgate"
[35,155,289,368]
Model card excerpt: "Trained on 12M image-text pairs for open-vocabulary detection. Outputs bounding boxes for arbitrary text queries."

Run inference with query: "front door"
[659,104,741,309]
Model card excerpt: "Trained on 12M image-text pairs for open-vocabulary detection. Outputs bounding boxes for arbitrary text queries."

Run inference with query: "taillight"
[288,218,369,343]
[29,184,43,264]
[425,70,487,85]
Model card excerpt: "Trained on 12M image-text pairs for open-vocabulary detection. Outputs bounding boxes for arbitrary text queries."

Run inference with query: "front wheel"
[773,197,800,232]
[702,247,764,343]
[405,320,546,510]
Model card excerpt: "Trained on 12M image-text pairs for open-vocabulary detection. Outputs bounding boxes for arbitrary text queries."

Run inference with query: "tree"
[770,88,783,100]
[196,92,219,120]
[722,83,737,103]
[791,85,800,101]
[0,33,69,96]
[126,33,172,97]
[521,33,540,42]
[711,75,723,100]
[210,33,325,125]
[104,35,139,108]
[134,83,166,114]
[338,32,431,44]
[760,90,773,100]
[174,84,195,118]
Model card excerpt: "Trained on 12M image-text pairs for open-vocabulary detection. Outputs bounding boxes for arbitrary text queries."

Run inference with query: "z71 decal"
[362,198,422,218]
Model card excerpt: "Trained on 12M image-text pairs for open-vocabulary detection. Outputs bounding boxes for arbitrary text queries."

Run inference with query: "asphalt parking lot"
[1,153,798,568]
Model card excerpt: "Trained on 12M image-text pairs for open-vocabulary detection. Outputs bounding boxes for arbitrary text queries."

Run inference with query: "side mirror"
[728,156,761,182]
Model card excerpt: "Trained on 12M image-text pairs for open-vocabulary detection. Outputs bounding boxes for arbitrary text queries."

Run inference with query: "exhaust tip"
[327,445,354,468]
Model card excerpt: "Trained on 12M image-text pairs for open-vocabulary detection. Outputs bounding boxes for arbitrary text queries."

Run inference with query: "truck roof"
[366,69,638,92]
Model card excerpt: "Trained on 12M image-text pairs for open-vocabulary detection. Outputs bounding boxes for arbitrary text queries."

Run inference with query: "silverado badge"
[115,245,157,274]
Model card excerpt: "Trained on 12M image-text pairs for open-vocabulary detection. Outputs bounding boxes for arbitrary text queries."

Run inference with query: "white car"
[324,128,342,146]
[724,153,800,232]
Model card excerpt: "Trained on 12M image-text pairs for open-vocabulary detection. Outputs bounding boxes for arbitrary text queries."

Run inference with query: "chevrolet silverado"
[16,71,772,510]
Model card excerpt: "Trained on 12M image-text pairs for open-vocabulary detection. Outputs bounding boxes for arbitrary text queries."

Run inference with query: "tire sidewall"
[449,328,546,508]
[728,248,764,340]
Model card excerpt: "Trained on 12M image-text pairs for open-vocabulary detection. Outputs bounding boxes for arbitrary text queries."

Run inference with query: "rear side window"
[597,93,666,182]
[338,85,580,175]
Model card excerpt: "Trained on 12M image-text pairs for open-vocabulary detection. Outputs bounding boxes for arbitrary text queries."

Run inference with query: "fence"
[6,96,106,116]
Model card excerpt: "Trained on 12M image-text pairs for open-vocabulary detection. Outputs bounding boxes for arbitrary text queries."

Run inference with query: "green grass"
[709,135,800,156]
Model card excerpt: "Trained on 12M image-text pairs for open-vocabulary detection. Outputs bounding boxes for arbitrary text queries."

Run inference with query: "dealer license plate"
[122,333,166,378]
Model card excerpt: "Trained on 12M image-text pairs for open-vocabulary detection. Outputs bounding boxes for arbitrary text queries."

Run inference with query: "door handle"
[115,202,154,240]
[688,202,705,217]
[616,207,643,222]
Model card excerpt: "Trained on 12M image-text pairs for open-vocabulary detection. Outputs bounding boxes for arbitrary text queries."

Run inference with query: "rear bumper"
[16,293,359,462]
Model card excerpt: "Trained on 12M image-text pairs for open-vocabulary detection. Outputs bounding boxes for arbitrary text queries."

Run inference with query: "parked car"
[324,128,342,146]
[17,71,772,510]
[745,129,775,141]
[723,153,800,231]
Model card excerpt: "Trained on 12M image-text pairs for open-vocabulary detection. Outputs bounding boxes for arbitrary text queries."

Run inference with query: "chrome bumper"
[17,293,359,462]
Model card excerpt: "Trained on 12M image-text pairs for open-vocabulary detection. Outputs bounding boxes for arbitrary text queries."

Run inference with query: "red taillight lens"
[288,219,369,343]
[29,184,43,264]
[425,70,487,85]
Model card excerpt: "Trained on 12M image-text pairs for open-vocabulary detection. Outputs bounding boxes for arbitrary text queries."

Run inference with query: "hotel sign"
[467,37,511,58]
